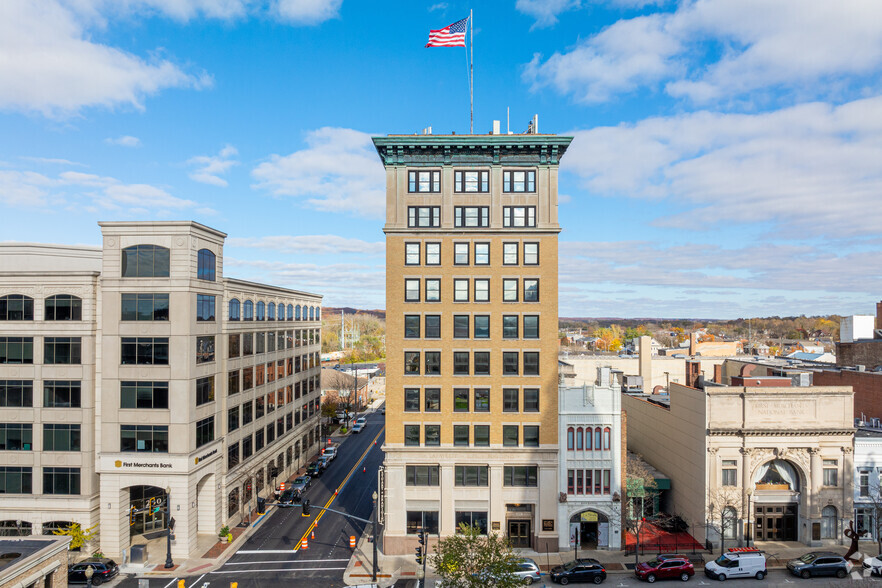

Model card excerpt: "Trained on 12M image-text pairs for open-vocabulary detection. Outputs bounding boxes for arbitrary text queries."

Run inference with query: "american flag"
[426,17,468,47]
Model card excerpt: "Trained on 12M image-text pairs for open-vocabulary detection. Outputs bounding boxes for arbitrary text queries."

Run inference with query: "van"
[704,549,767,581]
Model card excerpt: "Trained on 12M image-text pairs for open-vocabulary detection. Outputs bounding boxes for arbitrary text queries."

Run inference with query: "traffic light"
[415,545,423,565]
[301,499,311,517]
[417,529,425,545]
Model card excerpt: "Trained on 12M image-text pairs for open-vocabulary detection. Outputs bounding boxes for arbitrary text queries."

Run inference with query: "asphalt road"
[117,408,386,588]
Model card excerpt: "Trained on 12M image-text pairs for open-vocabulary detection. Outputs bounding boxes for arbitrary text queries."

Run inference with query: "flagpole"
[469,9,473,134]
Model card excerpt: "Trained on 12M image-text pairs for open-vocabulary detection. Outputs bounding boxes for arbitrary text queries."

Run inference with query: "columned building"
[0,221,322,559]
[373,128,572,554]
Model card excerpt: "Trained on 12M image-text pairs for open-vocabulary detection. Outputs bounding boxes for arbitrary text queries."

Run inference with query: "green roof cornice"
[372,134,573,167]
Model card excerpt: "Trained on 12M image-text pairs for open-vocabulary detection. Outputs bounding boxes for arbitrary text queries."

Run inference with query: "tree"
[53,522,98,551]
[706,487,742,553]
[430,523,522,588]
[855,473,882,554]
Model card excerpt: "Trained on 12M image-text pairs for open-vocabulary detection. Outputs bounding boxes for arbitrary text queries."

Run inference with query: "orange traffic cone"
[311,530,315,540]
[363,466,366,473]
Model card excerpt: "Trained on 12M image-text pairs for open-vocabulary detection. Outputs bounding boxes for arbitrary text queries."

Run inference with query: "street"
[117,408,386,588]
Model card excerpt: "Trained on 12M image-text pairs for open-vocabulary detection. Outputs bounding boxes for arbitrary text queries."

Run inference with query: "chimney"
[877,301,882,332]
[492,120,500,134]
[532,114,539,134]
[638,335,652,385]
[713,364,722,384]
[686,360,701,388]
[597,366,611,388]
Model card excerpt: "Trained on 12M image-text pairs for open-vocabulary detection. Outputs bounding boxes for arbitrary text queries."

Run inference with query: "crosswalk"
[211,549,350,575]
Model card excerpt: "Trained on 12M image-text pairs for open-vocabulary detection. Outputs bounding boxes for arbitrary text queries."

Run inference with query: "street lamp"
[164,486,174,568]
[84,565,94,588]
[746,489,754,548]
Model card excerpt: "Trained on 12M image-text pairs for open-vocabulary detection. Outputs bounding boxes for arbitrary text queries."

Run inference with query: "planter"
[219,536,228,544]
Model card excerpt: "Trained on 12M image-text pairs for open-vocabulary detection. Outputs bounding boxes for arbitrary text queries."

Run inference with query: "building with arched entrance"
[622,358,854,549]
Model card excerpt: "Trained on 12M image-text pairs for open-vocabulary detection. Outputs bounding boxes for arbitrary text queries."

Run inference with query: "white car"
[323,446,338,461]
[355,417,367,427]
[863,556,882,576]
[351,422,364,434]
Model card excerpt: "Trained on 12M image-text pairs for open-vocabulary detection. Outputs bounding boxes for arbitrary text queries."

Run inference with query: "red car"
[635,556,694,583]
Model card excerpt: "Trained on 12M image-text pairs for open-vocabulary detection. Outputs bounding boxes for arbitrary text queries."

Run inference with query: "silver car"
[514,558,542,584]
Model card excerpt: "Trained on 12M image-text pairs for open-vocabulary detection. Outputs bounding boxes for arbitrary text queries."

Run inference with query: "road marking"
[162,579,178,588]
[186,573,206,588]
[294,425,385,552]
[210,567,348,574]
[224,559,350,565]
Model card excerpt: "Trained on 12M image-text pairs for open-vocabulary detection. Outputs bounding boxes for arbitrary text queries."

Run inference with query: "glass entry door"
[130,486,168,536]
[508,520,531,548]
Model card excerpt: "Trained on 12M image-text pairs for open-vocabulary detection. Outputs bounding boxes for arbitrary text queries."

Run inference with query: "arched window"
[595,428,602,451]
[268,303,276,321]
[603,427,611,450]
[296,305,301,320]
[287,304,294,321]
[121,245,170,277]
[243,300,254,321]
[197,249,216,281]
[44,295,82,321]
[0,295,34,321]
[722,507,738,539]
[229,299,240,321]
[41,521,73,536]
[575,427,583,450]
[0,520,32,536]
[316,307,321,320]
[567,427,574,450]
[821,506,837,539]
[256,302,265,321]
[585,428,592,450]
[755,459,799,490]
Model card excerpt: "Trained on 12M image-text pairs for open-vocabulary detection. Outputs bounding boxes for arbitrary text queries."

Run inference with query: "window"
[523,426,539,447]
[425,243,440,265]
[44,337,81,364]
[604,470,611,494]
[455,465,489,487]
[453,388,469,412]
[0,295,34,321]
[405,425,420,446]
[44,381,79,408]
[454,170,489,192]
[404,315,420,338]
[408,170,441,192]
[404,389,420,412]
[405,279,420,302]
[228,334,240,358]
[196,336,215,363]
[524,243,539,265]
[474,352,490,375]
[454,425,470,446]
[504,466,538,487]
[503,169,536,192]
[0,467,32,494]
[196,294,215,321]
[604,428,611,450]
[503,279,518,302]
[242,333,253,356]
[720,460,738,486]
[823,460,838,486]
[425,279,440,302]
[242,401,253,424]
[244,300,254,321]
[196,416,214,448]
[424,388,440,412]
[0,424,32,450]
[568,470,575,494]
[503,206,536,228]
[256,302,265,321]
[0,337,33,364]
[120,425,168,452]
[503,425,519,446]
[408,206,441,227]
[197,249,216,281]
[523,316,539,339]
[424,424,440,446]
[196,376,215,406]
[405,352,420,375]
[425,352,440,375]
[503,389,519,412]
[595,427,602,451]
[474,424,490,446]
[503,243,518,265]
[406,511,439,535]
[286,304,294,321]
[523,279,539,302]
[454,279,469,302]
[405,243,420,265]
[585,428,592,450]
[576,470,584,494]
[121,293,169,321]
[453,315,469,339]
[821,506,837,539]
[228,406,239,433]
[576,427,584,450]
[503,352,519,375]
[455,511,488,534]
[45,295,82,321]
[454,206,489,228]
[473,315,489,338]
[228,442,240,469]
[524,389,539,412]
[503,315,518,339]
[425,315,441,338]
[229,299,240,321]
[121,245,170,277]
[43,468,80,495]
[0,381,32,407]
[474,389,489,412]
[453,352,469,375]
[567,427,575,451]
[454,243,469,265]
[43,424,80,451]
[474,243,489,265]
[523,352,539,375]
[860,471,870,497]
[474,279,489,302]
[120,381,169,409]
[406,465,440,486]
[267,302,276,321]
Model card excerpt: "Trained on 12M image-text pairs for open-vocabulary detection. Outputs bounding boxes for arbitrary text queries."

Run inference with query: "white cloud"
[228,235,385,256]
[272,0,342,24]
[105,135,141,147]
[0,171,55,207]
[187,145,239,187]
[562,95,882,238]
[526,0,882,104]
[20,157,86,166]
[428,3,448,12]
[251,127,385,218]
[516,0,581,28]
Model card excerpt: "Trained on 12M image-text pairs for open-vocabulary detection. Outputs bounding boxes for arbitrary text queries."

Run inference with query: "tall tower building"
[374,126,572,553]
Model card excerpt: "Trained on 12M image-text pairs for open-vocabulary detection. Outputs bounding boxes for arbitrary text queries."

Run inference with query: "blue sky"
[1,0,880,318]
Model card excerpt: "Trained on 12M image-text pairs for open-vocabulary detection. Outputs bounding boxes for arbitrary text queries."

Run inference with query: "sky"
[1,0,880,319]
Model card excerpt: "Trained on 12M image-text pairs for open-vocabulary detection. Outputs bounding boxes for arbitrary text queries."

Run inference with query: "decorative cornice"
[709,428,854,436]
[372,135,573,167]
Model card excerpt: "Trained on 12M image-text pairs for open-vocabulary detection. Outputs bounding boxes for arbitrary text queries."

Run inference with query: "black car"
[786,552,852,579]
[278,488,300,505]
[551,558,607,585]
[68,558,119,585]
[306,462,323,477]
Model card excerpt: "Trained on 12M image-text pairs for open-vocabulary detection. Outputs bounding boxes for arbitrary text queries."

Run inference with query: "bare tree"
[706,487,742,553]
[855,474,882,554]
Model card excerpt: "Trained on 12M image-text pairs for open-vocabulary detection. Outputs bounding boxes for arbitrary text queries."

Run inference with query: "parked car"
[290,475,311,493]
[319,455,332,469]
[514,558,543,584]
[635,556,694,582]
[68,558,119,586]
[863,555,882,576]
[550,558,607,584]
[278,488,300,506]
[306,462,323,477]
[787,552,852,579]
[704,549,767,581]
[355,416,367,427]
[381,405,386,415]
[351,422,364,434]
[323,446,338,461]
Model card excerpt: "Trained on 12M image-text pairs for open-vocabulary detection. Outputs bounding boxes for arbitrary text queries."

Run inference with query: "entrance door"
[508,520,531,548]
[755,504,797,541]
[580,522,598,548]
[130,486,167,537]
